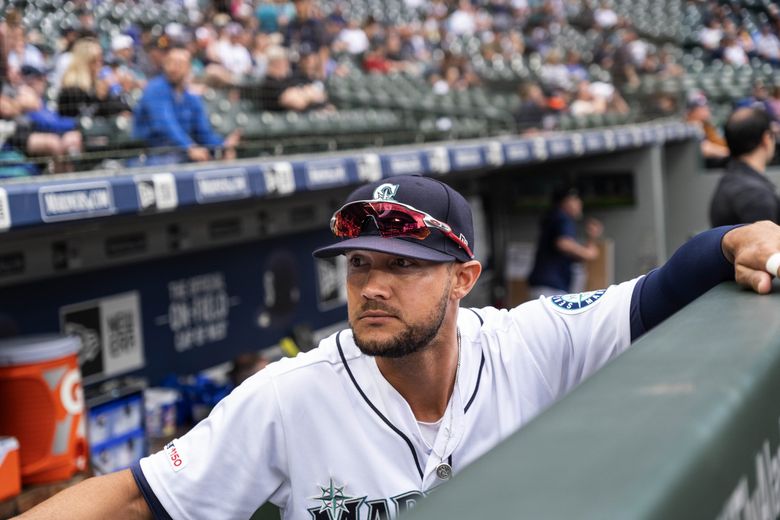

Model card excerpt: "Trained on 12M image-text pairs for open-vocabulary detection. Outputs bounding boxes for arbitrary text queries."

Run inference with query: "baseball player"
[21,174,780,520]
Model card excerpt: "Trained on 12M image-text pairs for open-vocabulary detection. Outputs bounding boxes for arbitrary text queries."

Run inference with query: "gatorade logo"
[165,441,187,472]
[59,368,84,416]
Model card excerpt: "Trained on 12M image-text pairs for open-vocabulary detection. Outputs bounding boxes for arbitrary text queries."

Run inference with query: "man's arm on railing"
[630,222,779,340]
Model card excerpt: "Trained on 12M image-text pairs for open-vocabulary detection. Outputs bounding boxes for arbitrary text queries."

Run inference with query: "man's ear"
[764,130,775,151]
[451,260,482,300]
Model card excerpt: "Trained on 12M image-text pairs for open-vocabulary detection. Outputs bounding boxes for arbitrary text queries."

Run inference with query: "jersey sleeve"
[481,278,638,401]
[135,370,289,519]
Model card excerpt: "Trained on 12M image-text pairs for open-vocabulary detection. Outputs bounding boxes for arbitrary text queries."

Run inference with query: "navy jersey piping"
[336,330,425,480]
[130,462,174,520]
[463,308,485,414]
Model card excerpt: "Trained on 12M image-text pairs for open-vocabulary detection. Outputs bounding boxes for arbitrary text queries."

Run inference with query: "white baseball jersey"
[137,277,639,519]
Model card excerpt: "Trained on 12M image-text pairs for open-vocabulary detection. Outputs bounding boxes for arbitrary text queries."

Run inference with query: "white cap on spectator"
[226,22,243,36]
[196,27,212,41]
[589,81,615,100]
[166,23,186,38]
[266,46,288,62]
[111,34,134,52]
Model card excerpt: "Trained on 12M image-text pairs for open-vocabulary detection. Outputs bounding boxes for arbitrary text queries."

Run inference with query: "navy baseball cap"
[313,175,475,263]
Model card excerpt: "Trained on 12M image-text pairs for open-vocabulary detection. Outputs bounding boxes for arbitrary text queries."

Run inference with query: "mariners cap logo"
[373,183,399,201]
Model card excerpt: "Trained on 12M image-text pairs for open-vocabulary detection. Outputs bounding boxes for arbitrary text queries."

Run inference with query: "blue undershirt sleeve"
[130,461,174,520]
[629,226,738,341]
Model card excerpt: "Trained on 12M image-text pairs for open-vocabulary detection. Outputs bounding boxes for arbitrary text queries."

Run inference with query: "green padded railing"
[406,282,780,520]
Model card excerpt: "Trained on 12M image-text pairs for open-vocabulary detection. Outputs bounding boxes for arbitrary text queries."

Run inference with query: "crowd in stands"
[1,0,780,174]
[696,0,780,66]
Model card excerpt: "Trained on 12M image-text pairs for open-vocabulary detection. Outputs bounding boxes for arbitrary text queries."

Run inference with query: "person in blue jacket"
[133,46,240,163]
[528,185,604,297]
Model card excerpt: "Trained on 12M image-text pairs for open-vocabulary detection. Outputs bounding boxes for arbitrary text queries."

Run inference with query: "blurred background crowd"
[1,0,780,174]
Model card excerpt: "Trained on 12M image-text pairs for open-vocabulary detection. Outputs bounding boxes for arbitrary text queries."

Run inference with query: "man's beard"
[351,283,450,359]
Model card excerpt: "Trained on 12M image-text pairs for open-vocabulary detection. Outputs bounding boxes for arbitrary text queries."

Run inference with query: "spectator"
[251,46,328,111]
[569,80,606,117]
[699,18,723,53]
[754,24,780,65]
[214,23,253,82]
[539,48,571,91]
[100,34,146,98]
[685,92,729,162]
[736,81,778,123]
[192,25,235,88]
[528,185,604,298]
[721,35,748,66]
[4,17,46,74]
[594,0,618,30]
[1,66,82,173]
[768,86,780,124]
[50,25,86,91]
[513,81,556,133]
[564,50,589,84]
[336,18,370,56]
[132,46,240,163]
[710,107,780,227]
[363,43,396,74]
[256,0,296,34]
[285,0,329,71]
[447,0,477,36]
[57,38,131,118]
[249,32,275,80]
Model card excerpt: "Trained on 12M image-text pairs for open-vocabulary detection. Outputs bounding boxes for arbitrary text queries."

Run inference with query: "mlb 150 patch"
[549,290,607,314]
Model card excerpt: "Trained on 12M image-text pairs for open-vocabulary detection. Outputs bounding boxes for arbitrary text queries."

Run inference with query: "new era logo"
[0,188,10,231]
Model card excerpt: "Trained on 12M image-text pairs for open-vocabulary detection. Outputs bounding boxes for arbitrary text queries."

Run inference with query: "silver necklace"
[433,328,461,481]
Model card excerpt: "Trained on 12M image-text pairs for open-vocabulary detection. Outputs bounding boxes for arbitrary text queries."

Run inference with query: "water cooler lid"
[0,334,81,366]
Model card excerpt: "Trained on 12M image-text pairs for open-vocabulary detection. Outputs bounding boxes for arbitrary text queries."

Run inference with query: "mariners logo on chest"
[549,289,606,314]
[308,479,424,520]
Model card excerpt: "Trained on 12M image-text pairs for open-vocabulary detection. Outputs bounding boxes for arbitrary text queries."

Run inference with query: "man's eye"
[394,258,414,268]
[348,256,365,267]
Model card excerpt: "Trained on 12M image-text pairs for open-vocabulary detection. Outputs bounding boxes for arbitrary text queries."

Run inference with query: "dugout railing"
[406,281,780,520]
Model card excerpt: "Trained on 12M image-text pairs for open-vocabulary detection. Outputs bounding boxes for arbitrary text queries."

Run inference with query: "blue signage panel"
[583,131,607,154]
[502,140,533,164]
[448,146,486,171]
[194,167,251,203]
[304,158,352,190]
[380,152,426,177]
[39,181,116,223]
[546,136,573,158]
[0,228,346,386]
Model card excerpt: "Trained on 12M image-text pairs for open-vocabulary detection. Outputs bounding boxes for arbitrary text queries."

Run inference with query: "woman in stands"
[57,38,130,119]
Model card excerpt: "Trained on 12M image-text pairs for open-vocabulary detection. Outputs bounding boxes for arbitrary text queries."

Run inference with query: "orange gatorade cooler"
[0,436,21,500]
[0,335,88,485]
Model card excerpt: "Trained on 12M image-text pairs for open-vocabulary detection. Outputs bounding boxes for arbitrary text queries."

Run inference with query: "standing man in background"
[710,106,780,227]
[528,185,603,298]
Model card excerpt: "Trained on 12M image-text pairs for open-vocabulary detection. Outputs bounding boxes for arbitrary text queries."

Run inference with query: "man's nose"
[361,268,393,300]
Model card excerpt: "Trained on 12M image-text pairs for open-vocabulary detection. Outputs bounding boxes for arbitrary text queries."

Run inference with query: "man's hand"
[187,145,211,162]
[224,129,241,149]
[722,221,780,294]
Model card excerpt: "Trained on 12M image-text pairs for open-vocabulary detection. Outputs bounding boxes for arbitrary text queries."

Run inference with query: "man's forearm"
[17,469,152,520]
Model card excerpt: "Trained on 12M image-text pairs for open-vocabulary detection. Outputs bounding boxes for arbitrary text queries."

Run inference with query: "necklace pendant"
[435,462,452,481]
